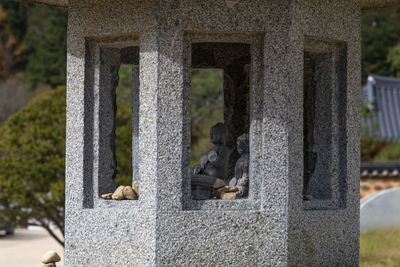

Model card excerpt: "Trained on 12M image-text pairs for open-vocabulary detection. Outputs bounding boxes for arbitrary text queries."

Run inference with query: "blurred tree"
[387,42,400,77]
[0,1,27,79]
[114,65,133,186]
[24,5,67,87]
[0,80,134,245]
[190,69,223,164]
[0,86,66,246]
[362,6,400,83]
[0,1,67,87]
[360,99,389,161]
[374,141,400,162]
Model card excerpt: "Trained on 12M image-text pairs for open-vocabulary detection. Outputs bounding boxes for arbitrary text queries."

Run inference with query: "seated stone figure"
[227,133,249,198]
[191,123,232,199]
[192,122,231,180]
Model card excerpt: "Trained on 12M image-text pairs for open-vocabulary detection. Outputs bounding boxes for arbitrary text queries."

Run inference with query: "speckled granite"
[21,0,400,9]
[65,0,360,266]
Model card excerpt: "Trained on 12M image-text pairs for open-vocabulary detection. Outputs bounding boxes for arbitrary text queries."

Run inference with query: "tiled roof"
[360,161,400,199]
[361,161,400,177]
[363,74,400,141]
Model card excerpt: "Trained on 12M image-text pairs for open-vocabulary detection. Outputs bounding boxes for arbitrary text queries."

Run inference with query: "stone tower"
[22,0,399,265]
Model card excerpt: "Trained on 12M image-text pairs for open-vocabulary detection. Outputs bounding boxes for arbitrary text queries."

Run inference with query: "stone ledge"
[17,0,400,9]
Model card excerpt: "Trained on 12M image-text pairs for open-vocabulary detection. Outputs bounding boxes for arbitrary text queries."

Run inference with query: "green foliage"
[360,227,400,266]
[24,5,67,87]
[374,141,400,162]
[0,1,28,77]
[114,65,133,186]
[190,69,223,164]
[1,0,28,41]
[0,2,67,86]
[361,100,389,162]
[361,139,389,162]
[0,81,136,244]
[387,43,400,77]
[0,86,66,245]
[362,6,400,83]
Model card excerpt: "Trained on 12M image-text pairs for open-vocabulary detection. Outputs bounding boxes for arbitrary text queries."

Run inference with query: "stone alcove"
[182,33,264,209]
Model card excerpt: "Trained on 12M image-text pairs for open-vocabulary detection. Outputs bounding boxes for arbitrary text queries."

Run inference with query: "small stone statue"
[227,133,249,198]
[192,122,232,180]
[191,123,232,199]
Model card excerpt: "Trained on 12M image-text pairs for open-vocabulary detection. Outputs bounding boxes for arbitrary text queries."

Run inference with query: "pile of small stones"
[101,181,139,200]
[100,180,240,200]
[212,178,238,200]
[41,250,61,267]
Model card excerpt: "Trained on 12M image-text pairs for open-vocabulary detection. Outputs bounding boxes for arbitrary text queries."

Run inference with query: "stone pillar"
[65,5,158,265]
[132,66,140,182]
[287,1,360,265]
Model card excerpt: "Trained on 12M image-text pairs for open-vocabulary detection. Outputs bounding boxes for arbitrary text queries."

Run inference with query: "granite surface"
[21,0,400,9]
[302,38,348,209]
[65,0,360,265]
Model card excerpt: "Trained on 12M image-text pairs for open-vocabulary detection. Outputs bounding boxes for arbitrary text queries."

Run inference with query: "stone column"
[132,66,140,182]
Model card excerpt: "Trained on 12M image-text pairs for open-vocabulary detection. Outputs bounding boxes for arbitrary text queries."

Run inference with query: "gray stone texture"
[303,38,348,209]
[132,66,140,182]
[360,188,400,233]
[65,0,360,266]
[21,0,400,9]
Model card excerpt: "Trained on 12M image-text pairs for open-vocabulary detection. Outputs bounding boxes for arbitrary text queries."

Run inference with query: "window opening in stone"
[115,65,133,186]
[190,43,251,201]
[98,45,140,201]
[303,38,347,208]
[190,69,224,165]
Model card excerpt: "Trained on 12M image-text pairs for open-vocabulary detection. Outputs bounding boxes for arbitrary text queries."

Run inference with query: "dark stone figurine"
[228,134,249,198]
[191,123,232,200]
